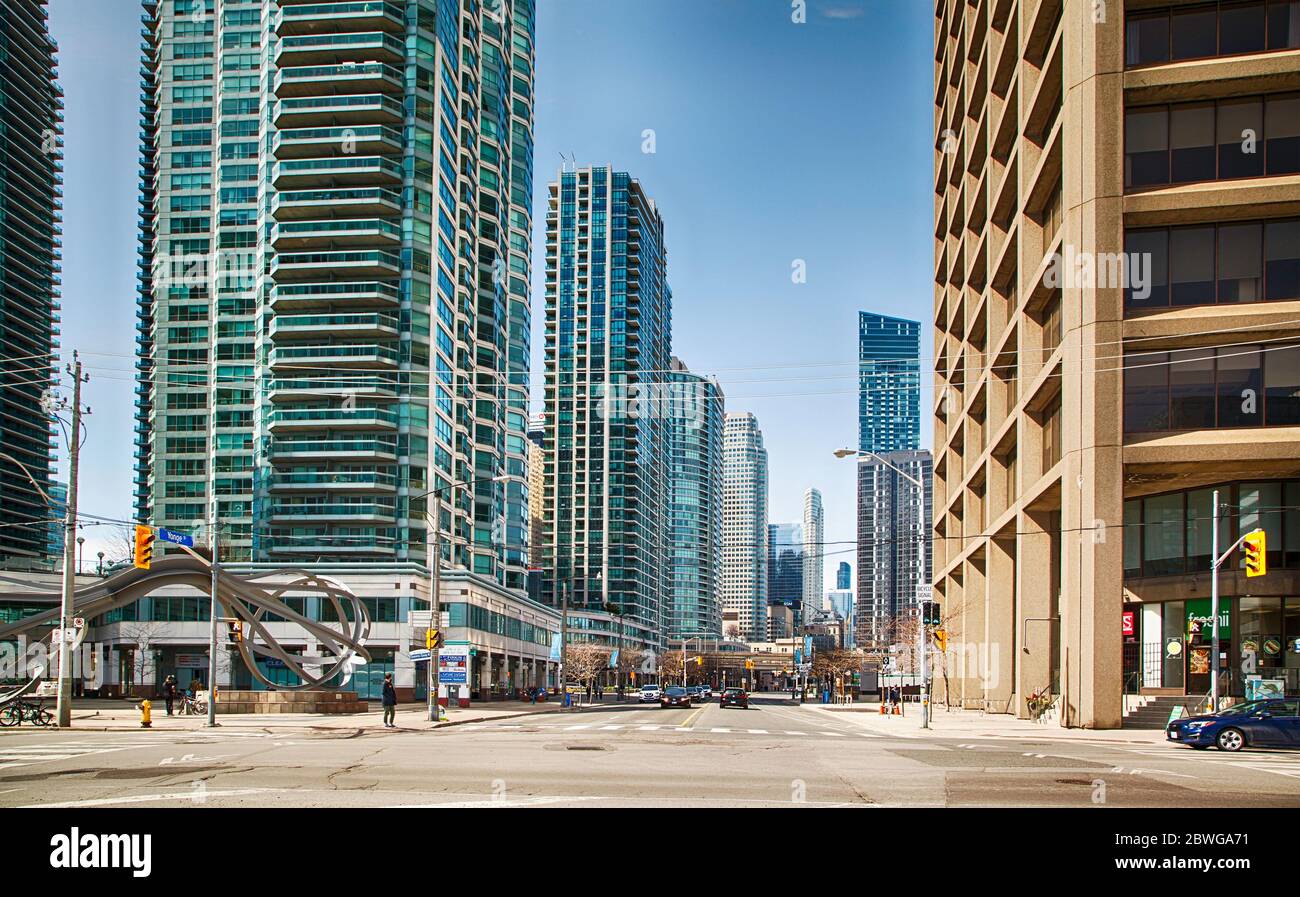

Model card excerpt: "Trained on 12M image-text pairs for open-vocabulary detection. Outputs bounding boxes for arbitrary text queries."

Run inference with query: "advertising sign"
[1245,677,1286,700]
[439,649,469,684]
[1185,599,1229,639]
[176,653,208,668]
[549,632,562,662]
[1121,611,1135,638]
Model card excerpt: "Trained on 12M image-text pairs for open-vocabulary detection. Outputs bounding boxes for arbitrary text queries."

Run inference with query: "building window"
[1124,344,1300,432]
[1125,219,1300,311]
[1126,1,1300,67]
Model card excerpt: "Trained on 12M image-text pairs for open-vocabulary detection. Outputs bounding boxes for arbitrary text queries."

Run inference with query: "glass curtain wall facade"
[0,0,62,567]
[858,311,921,454]
[722,411,767,642]
[136,0,535,587]
[665,357,722,641]
[541,166,672,650]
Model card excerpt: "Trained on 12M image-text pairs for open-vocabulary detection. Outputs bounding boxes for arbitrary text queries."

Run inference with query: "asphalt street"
[4,694,1300,808]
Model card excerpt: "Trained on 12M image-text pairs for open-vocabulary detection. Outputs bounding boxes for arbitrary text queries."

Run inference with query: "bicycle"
[180,694,207,716]
[0,698,54,728]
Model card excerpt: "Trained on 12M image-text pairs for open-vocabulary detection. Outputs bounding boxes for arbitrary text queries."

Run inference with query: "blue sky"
[49,0,935,583]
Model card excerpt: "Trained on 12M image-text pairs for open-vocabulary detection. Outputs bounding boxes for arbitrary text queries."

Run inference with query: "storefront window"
[1238,595,1285,689]
[1162,600,1185,690]
[1186,488,1215,571]
[1124,499,1142,576]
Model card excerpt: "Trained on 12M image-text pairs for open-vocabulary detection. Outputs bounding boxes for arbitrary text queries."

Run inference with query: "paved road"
[4,694,1300,808]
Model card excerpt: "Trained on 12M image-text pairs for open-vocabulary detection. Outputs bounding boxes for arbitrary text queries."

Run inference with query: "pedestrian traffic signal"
[922,601,941,627]
[1243,529,1267,578]
[227,621,242,644]
[426,627,444,649]
[133,525,154,570]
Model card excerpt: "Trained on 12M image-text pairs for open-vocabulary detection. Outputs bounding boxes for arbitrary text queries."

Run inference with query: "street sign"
[72,617,85,629]
[409,649,432,663]
[158,528,194,548]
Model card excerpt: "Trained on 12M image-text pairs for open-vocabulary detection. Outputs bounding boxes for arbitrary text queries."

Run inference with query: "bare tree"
[812,648,864,699]
[616,646,645,690]
[564,643,609,702]
[659,650,684,684]
[119,621,166,697]
[724,622,741,641]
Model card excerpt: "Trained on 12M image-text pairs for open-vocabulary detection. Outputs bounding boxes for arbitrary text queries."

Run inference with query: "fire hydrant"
[139,699,152,729]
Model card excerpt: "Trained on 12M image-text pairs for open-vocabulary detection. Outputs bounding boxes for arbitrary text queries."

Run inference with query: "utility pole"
[1210,489,1220,712]
[207,521,219,727]
[428,488,442,722]
[559,580,568,698]
[55,353,86,729]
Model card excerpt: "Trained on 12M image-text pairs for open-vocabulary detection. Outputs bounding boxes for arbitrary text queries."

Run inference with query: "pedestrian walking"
[381,673,397,728]
[162,675,177,716]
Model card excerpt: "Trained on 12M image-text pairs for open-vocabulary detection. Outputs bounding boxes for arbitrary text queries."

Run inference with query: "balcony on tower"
[271,248,401,279]
[268,280,401,311]
[268,342,399,369]
[272,186,402,220]
[271,155,402,189]
[273,124,403,159]
[275,31,406,67]
[275,1,405,37]
[270,217,402,251]
[273,93,404,129]
[273,62,403,98]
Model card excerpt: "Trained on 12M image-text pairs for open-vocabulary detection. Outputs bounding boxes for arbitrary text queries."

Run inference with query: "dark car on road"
[1167,698,1300,752]
[719,687,749,709]
[660,686,692,708]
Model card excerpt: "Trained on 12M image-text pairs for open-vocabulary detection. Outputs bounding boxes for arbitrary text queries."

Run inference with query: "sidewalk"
[795,701,1170,745]
[0,698,567,734]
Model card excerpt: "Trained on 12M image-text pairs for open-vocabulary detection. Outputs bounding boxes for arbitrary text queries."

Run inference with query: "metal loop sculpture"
[0,555,372,696]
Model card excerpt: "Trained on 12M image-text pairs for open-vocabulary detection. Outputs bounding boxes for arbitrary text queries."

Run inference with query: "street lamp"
[418,472,512,722]
[834,447,930,729]
[96,551,104,577]
[76,536,85,576]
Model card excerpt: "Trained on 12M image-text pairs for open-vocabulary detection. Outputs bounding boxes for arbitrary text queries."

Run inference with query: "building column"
[1058,0,1125,729]
[1016,510,1054,719]
[985,536,1016,713]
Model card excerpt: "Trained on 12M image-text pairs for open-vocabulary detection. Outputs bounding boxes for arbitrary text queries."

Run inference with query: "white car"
[698,686,712,699]
[638,684,663,704]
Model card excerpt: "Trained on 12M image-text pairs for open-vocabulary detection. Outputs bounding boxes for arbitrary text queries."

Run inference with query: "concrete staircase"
[1122,694,1206,729]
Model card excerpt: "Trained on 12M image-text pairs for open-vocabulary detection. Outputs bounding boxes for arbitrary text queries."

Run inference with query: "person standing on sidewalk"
[381,673,397,728]
[162,675,177,716]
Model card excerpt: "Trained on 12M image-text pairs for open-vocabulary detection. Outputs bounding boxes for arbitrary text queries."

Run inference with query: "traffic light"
[694,656,704,666]
[133,525,155,570]
[227,621,242,644]
[922,601,942,627]
[1243,529,1267,578]
[934,629,948,652]
[426,628,444,649]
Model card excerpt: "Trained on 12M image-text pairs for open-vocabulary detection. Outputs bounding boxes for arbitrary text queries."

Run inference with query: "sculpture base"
[216,690,368,714]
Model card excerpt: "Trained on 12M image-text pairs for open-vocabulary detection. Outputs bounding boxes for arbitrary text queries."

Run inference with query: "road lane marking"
[638,725,661,731]
[821,732,846,737]
[599,725,622,731]
[394,795,607,808]
[747,729,768,734]
[710,728,732,733]
[22,789,281,808]
[784,731,807,736]
[563,725,591,730]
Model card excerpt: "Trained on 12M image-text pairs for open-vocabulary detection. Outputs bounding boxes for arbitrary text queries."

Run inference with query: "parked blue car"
[1167,699,1300,752]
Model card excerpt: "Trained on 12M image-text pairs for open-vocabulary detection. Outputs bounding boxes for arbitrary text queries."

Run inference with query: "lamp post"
[834,447,930,729]
[418,472,512,723]
[76,536,84,576]
[96,551,104,576]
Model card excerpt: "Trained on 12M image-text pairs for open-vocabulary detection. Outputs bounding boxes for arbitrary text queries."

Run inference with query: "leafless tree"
[724,622,741,641]
[812,648,864,698]
[119,621,166,696]
[659,650,684,684]
[564,643,609,702]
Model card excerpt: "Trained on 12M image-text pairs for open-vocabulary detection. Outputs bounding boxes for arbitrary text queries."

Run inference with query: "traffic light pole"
[55,356,84,729]
[207,522,219,727]
[428,489,441,723]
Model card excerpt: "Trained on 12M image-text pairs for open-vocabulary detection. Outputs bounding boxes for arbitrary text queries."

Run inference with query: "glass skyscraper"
[856,450,932,648]
[858,311,920,453]
[541,166,672,650]
[801,487,822,612]
[836,561,851,591]
[135,0,535,587]
[0,0,62,568]
[665,357,722,641]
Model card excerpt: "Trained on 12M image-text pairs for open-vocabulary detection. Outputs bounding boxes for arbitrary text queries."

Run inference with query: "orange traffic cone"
[879,702,887,715]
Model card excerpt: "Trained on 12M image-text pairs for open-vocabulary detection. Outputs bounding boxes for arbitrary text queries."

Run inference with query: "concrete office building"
[932,0,1300,727]
[135,0,536,589]
[722,412,768,641]
[0,0,62,569]
[540,166,671,651]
